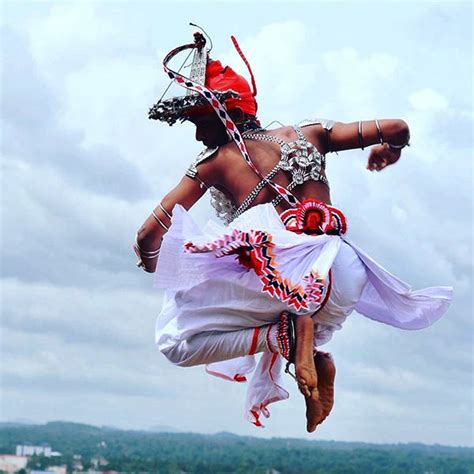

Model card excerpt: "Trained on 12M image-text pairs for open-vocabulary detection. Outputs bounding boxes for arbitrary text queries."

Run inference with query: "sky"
[1,1,472,447]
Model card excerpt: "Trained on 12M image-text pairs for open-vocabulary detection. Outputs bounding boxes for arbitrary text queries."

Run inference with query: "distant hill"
[1,421,473,474]
[147,424,181,433]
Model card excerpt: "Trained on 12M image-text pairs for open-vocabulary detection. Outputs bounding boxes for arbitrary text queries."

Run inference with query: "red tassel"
[231,35,258,98]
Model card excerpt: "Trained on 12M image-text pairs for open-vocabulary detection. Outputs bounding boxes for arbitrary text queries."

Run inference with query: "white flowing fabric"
[154,204,453,426]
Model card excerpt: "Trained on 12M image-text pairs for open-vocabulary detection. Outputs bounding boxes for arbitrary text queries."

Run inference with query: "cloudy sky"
[1,1,472,447]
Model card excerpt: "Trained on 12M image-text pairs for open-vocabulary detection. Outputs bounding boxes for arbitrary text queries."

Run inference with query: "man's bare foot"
[314,351,336,424]
[294,315,318,399]
[294,315,324,432]
[305,390,324,433]
[303,352,336,433]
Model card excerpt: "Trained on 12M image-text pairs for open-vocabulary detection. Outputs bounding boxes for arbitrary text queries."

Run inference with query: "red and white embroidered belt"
[279,199,347,236]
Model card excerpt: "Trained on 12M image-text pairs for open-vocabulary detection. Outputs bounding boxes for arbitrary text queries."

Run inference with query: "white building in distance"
[16,443,60,457]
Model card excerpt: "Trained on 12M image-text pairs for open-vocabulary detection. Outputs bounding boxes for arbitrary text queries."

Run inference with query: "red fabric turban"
[205,60,258,116]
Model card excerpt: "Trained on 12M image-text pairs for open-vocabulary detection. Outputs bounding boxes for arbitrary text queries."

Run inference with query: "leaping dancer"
[134,30,452,432]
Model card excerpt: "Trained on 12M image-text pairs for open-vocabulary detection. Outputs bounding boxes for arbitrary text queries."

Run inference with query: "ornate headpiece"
[149,31,258,125]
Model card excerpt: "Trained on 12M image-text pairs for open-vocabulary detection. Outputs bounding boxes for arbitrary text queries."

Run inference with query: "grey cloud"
[1,280,160,350]
[1,323,182,399]
[1,157,152,288]
[2,371,167,398]
[1,29,58,130]
[1,26,174,289]
[1,26,150,201]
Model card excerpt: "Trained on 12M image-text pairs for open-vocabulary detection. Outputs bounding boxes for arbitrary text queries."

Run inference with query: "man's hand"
[367,144,401,172]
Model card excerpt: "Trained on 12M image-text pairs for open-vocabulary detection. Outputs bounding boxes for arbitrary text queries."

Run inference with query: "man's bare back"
[194,122,333,212]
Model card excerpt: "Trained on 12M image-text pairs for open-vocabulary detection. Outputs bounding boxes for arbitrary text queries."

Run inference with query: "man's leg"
[161,325,271,367]
[161,314,332,432]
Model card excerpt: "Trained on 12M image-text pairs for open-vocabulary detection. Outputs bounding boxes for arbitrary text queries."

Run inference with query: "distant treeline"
[0,421,473,474]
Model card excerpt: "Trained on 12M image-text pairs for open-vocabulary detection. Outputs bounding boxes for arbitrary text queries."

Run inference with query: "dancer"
[135,31,452,432]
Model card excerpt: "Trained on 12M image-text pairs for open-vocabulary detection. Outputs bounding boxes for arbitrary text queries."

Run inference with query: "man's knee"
[161,342,197,368]
[331,244,368,307]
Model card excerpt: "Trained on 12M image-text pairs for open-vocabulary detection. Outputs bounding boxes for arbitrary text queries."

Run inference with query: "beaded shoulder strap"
[244,127,319,154]
[293,125,307,140]
[231,161,282,221]
[163,42,300,208]
[242,132,287,147]
[230,129,311,221]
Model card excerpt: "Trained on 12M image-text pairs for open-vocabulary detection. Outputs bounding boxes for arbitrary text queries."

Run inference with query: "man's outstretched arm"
[305,119,410,171]
[135,175,207,273]
[329,119,410,152]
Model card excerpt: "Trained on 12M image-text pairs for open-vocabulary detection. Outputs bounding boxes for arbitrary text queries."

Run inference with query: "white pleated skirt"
[153,203,452,427]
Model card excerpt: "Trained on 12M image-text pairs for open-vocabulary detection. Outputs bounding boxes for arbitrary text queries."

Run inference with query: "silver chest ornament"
[280,139,325,183]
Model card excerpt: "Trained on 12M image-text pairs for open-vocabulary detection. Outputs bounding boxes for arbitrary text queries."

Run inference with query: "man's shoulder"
[298,118,335,130]
[197,146,219,162]
[186,147,219,178]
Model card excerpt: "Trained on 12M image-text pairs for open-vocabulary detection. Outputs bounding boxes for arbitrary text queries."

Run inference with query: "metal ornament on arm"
[161,35,301,209]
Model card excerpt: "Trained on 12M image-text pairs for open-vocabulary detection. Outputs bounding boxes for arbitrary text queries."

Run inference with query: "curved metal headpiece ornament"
[149,32,239,125]
[148,31,258,125]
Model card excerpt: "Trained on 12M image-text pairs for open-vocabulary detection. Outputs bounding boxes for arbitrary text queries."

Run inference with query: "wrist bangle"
[134,235,161,257]
[134,234,161,272]
[388,143,406,150]
[388,131,411,150]
[358,121,364,150]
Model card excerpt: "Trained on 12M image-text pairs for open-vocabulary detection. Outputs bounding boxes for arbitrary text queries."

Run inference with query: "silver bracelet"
[159,203,172,220]
[375,119,384,144]
[134,235,160,256]
[358,121,364,150]
[135,259,155,272]
[388,130,411,150]
[134,236,160,271]
[152,210,169,231]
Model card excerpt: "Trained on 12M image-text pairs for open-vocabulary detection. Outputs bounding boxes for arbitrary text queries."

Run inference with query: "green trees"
[0,422,472,474]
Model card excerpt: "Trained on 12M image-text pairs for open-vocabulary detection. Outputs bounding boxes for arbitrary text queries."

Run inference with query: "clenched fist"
[367,143,401,172]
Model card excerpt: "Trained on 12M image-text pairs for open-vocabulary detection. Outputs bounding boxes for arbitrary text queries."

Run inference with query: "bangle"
[152,210,169,231]
[358,121,364,150]
[159,203,172,220]
[375,119,384,144]
[134,235,160,271]
[134,235,160,257]
[135,256,156,271]
[388,130,411,150]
